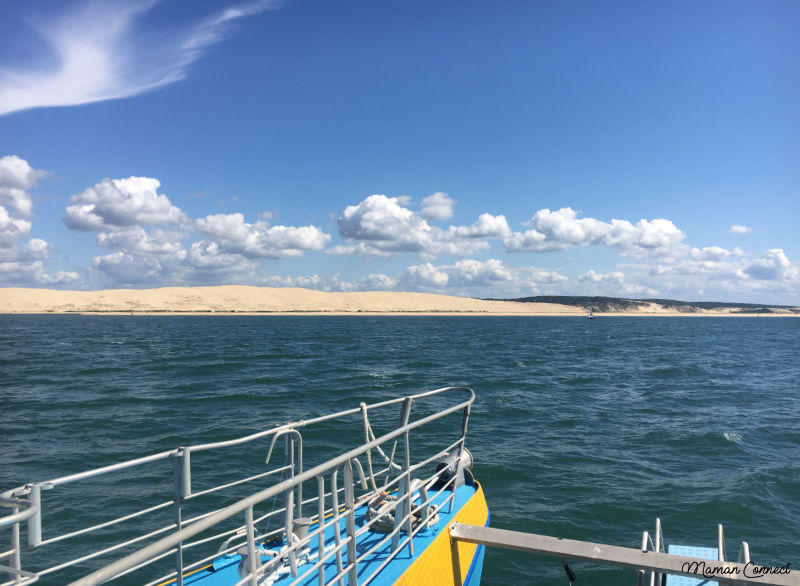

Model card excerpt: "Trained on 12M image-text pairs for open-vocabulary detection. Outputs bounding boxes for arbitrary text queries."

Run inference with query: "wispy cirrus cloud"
[0,0,278,116]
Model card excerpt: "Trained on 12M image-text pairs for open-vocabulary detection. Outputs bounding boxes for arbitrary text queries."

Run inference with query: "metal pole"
[10,502,21,585]
[449,523,800,586]
[330,470,344,586]
[26,484,42,548]
[245,507,259,586]
[383,398,413,487]
[285,489,297,578]
[172,450,186,586]
[343,461,358,586]
[317,476,326,586]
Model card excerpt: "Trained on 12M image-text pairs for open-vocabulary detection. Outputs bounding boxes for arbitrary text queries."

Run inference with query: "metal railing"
[1,386,475,586]
[449,523,798,586]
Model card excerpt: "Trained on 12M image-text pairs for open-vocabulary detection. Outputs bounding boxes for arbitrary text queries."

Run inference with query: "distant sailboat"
[587,308,595,319]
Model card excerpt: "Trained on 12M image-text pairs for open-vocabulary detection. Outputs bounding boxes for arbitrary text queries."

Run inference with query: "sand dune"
[0,287,795,315]
[0,286,582,315]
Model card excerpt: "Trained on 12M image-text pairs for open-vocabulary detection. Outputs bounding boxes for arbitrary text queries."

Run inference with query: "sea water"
[2,315,799,584]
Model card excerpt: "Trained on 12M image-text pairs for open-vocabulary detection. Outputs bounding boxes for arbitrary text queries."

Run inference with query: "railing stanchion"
[10,501,21,584]
[330,470,344,586]
[245,506,259,586]
[26,484,42,548]
[172,448,187,586]
[343,460,358,585]
[403,422,414,556]
[317,476,326,586]
[285,488,297,577]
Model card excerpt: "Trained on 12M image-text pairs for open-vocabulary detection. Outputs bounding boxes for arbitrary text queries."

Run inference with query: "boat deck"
[179,484,486,586]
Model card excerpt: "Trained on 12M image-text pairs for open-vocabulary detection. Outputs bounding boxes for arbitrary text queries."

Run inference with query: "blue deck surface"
[180,484,479,585]
[666,545,719,586]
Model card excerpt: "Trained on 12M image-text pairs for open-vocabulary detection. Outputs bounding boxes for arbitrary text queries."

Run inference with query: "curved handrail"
[69,386,474,586]
[0,494,38,528]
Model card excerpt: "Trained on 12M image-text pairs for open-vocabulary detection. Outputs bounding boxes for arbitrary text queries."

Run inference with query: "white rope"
[360,403,401,493]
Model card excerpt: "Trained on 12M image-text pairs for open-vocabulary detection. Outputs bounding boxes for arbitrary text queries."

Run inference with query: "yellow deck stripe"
[395,484,489,586]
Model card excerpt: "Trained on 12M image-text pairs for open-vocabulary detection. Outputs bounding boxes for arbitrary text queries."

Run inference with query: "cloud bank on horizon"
[1,155,797,303]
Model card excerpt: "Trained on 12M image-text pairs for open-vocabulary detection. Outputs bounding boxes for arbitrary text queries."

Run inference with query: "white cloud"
[744,249,798,281]
[0,260,79,285]
[402,263,451,287]
[59,171,332,286]
[2,238,52,262]
[398,258,568,296]
[96,226,186,255]
[92,251,166,284]
[335,194,501,258]
[420,192,455,220]
[449,213,511,239]
[0,156,74,286]
[64,177,187,231]
[730,225,752,234]
[338,194,428,245]
[577,270,659,296]
[0,155,46,215]
[579,269,625,284]
[0,206,32,248]
[690,246,733,262]
[504,207,687,258]
[195,213,330,258]
[0,0,278,116]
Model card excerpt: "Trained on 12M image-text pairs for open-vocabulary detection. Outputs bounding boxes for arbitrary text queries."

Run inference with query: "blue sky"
[1,0,798,303]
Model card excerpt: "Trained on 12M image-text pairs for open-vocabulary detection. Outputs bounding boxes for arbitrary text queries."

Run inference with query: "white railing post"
[10,501,22,584]
[330,469,344,586]
[26,484,41,548]
[172,449,187,586]
[316,476,326,586]
[343,460,358,585]
[284,488,297,578]
[245,506,259,586]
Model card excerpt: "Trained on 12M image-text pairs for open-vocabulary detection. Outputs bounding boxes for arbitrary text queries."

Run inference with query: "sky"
[0,0,798,303]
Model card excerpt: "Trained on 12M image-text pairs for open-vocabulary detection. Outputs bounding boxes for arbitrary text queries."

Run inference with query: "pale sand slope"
[1,287,796,315]
[0,286,583,314]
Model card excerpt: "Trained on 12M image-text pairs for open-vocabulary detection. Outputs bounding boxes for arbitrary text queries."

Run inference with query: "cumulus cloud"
[0,260,79,285]
[64,177,188,231]
[92,251,166,284]
[398,258,568,296]
[578,269,626,285]
[58,170,333,286]
[338,194,428,244]
[420,192,455,220]
[0,155,77,286]
[334,194,503,258]
[0,155,46,215]
[577,270,659,296]
[730,225,752,234]
[96,226,186,255]
[0,206,32,248]
[402,263,451,287]
[449,213,511,239]
[259,272,398,292]
[690,246,733,262]
[195,213,330,258]
[744,249,797,281]
[504,207,687,258]
[0,0,279,116]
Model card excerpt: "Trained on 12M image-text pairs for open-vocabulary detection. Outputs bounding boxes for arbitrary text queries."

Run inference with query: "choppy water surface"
[2,315,799,584]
